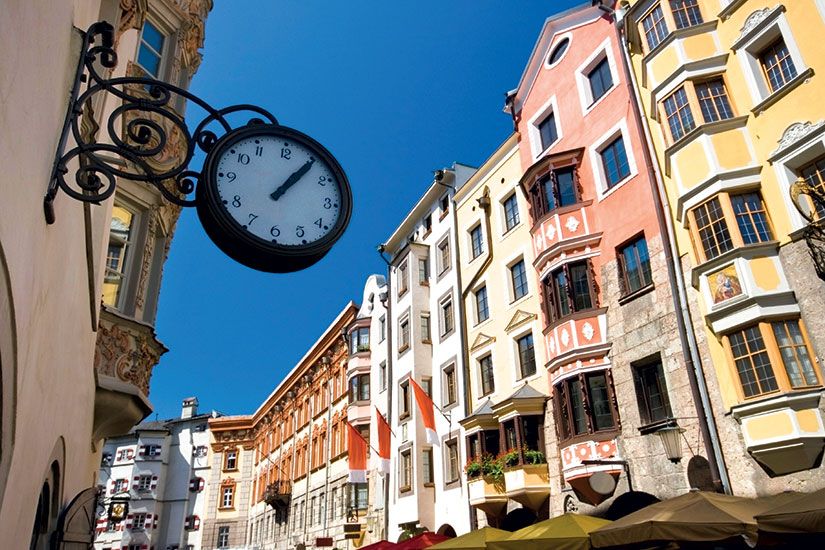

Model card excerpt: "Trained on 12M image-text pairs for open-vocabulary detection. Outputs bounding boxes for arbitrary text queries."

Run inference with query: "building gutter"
[609,5,731,493]
[376,246,393,541]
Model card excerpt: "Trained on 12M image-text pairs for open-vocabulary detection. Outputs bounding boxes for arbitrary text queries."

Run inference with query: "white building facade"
[382,164,476,540]
[94,398,215,550]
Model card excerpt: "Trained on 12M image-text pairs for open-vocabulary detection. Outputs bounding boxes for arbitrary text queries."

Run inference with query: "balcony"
[468,476,507,516]
[92,307,166,441]
[264,480,292,508]
[504,463,551,510]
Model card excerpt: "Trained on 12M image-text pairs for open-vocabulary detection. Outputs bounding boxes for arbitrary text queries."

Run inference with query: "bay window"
[689,191,774,262]
[542,260,597,323]
[529,167,579,219]
[660,78,734,143]
[554,370,619,442]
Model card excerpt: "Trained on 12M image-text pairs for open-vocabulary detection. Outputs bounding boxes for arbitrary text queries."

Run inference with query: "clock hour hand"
[270,157,316,201]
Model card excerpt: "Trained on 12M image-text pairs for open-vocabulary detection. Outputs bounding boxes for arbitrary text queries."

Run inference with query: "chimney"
[181,397,198,419]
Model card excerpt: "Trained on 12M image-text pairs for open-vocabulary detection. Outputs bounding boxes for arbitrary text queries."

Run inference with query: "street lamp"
[656,425,686,463]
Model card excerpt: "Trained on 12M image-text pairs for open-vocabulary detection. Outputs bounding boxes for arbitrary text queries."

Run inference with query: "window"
[618,236,653,295]
[420,313,431,342]
[530,167,578,218]
[542,260,596,323]
[759,38,797,93]
[554,371,618,441]
[349,327,370,354]
[184,515,200,531]
[475,286,489,323]
[138,444,161,459]
[132,513,148,531]
[470,224,484,259]
[399,315,410,351]
[399,380,411,420]
[538,113,558,151]
[479,355,495,396]
[101,453,112,466]
[189,477,204,492]
[691,197,733,260]
[137,474,152,492]
[137,21,165,78]
[663,86,696,141]
[349,374,370,403]
[445,439,460,483]
[379,315,386,342]
[695,79,733,122]
[439,294,454,337]
[193,445,207,458]
[103,205,138,308]
[510,260,529,301]
[632,359,673,425]
[423,213,432,234]
[379,361,387,391]
[600,136,631,188]
[221,485,235,508]
[443,364,457,406]
[727,319,820,399]
[799,155,825,219]
[218,526,230,549]
[587,57,613,103]
[422,448,434,485]
[397,260,408,296]
[440,195,450,217]
[113,478,129,494]
[670,0,703,29]
[503,193,520,232]
[547,37,570,66]
[224,450,238,471]
[517,333,536,378]
[641,4,668,50]
[437,237,451,274]
[418,256,429,284]
[731,192,773,244]
[400,450,413,491]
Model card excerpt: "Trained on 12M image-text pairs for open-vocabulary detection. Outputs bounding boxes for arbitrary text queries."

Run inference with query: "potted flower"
[524,448,546,465]
[501,448,520,468]
[464,457,483,479]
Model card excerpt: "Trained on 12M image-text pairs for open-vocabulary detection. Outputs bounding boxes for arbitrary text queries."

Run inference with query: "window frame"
[399,448,413,492]
[399,379,411,421]
[541,259,598,325]
[439,292,455,339]
[397,259,409,297]
[220,483,235,509]
[442,363,457,407]
[617,234,654,298]
[444,438,460,485]
[688,191,775,263]
[469,223,485,260]
[502,192,521,233]
[510,258,529,302]
[478,354,495,396]
[418,256,430,285]
[527,95,562,160]
[528,165,580,219]
[515,332,537,380]
[420,312,431,343]
[223,449,238,472]
[658,77,736,144]
[554,369,620,443]
[437,235,451,276]
[638,1,705,55]
[135,19,168,79]
[398,313,410,353]
[631,357,674,428]
[474,285,490,324]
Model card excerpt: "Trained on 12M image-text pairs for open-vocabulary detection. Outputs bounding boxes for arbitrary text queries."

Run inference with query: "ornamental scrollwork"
[45,21,277,224]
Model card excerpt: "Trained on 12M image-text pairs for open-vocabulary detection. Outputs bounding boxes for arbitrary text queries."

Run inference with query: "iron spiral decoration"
[790,177,825,281]
[44,21,278,223]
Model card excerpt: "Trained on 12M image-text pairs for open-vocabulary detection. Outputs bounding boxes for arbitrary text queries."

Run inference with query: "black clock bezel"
[196,123,353,273]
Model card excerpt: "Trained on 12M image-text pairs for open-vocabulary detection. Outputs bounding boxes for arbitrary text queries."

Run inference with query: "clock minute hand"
[270,158,316,201]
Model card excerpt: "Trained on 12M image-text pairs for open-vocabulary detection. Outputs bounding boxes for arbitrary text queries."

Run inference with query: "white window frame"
[468,221,486,261]
[437,234,451,276]
[575,38,620,116]
[527,95,562,161]
[732,6,808,111]
[544,32,573,69]
[500,191,521,234]
[136,19,170,79]
[503,251,531,305]
[221,485,234,508]
[473,283,490,326]
[512,327,540,382]
[398,312,411,352]
[137,474,152,492]
[439,293,455,338]
[589,118,638,200]
[442,362,457,408]
[769,120,825,232]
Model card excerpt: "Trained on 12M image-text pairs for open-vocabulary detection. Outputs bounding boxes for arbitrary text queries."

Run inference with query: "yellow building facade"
[454,135,554,526]
[622,0,825,488]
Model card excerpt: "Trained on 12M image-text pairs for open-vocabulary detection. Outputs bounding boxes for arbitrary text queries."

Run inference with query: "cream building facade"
[0,0,210,547]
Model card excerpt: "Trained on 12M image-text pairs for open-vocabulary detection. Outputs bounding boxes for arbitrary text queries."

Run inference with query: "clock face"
[213,131,344,248]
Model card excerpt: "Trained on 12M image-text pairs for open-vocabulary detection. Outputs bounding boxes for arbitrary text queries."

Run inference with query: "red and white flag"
[374,407,391,474]
[347,422,368,482]
[410,378,439,446]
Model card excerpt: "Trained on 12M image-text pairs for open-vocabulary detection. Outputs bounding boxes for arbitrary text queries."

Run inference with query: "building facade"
[453,134,553,530]
[205,305,358,550]
[381,164,476,541]
[0,1,211,547]
[505,2,721,517]
[621,0,825,490]
[94,398,216,550]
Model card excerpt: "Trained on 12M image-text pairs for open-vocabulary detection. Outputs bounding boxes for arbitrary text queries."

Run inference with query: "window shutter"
[616,251,628,297]
[150,476,158,490]
[184,516,191,530]
[125,514,133,529]
[550,170,561,209]
[132,476,140,491]
[193,515,200,530]
[562,264,574,315]
[138,445,146,457]
[587,259,599,307]
[144,515,152,529]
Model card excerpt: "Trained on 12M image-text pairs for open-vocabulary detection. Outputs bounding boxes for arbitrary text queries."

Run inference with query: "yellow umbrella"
[488,513,612,550]
[756,487,825,534]
[428,527,510,550]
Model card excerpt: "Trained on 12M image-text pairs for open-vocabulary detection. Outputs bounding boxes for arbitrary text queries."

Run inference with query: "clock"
[196,123,352,273]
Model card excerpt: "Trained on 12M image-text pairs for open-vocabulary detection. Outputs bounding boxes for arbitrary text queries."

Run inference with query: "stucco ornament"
[118,0,148,34]
[582,322,594,342]
[548,337,556,355]
[770,120,825,158]
[737,7,775,41]
[561,328,570,347]
[546,223,557,241]
[94,320,165,395]
[565,215,580,233]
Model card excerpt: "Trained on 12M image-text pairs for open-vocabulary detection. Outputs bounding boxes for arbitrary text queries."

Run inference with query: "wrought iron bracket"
[790,178,825,280]
[44,21,278,224]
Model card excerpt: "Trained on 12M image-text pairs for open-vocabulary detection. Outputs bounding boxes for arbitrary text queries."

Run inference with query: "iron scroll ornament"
[45,21,352,273]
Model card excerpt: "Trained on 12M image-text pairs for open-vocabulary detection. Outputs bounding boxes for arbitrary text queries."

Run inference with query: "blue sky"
[150,1,580,419]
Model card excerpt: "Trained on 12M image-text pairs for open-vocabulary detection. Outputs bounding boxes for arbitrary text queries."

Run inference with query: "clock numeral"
[314,217,323,228]
[270,225,281,237]
[323,197,332,209]
[255,146,263,157]
[280,147,291,160]
[237,153,250,165]
[226,172,237,182]
[296,225,305,237]
[232,195,241,208]
[318,176,327,186]
[248,213,258,225]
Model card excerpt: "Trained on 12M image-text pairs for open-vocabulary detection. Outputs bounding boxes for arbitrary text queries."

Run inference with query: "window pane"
[471,225,484,258]
[800,157,825,219]
[504,193,520,231]
[693,197,733,259]
[553,269,571,317]
[620,237,652,293]
[588,57,613,101]
[539,113,558,150]
[480,355,495,395]
[556,168,577,207]
[569,263,593,311]
[663,87,695,141]
[731,192,773,244]
[103,206,136,307]
[517,334,536,378]
[642,5,668,50]
[669,0,703,29]
[587,373,616,430]
[475,286,489,322]
[695,79,733,123]
[511,260,528,300]
[773,320,819,387]
[569,380,587,435]
[601,136,631,188]
[729,326,778,397]
[760,39,797,92]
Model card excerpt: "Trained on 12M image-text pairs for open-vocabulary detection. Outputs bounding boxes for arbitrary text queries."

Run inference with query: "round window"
[547,37,570,66]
